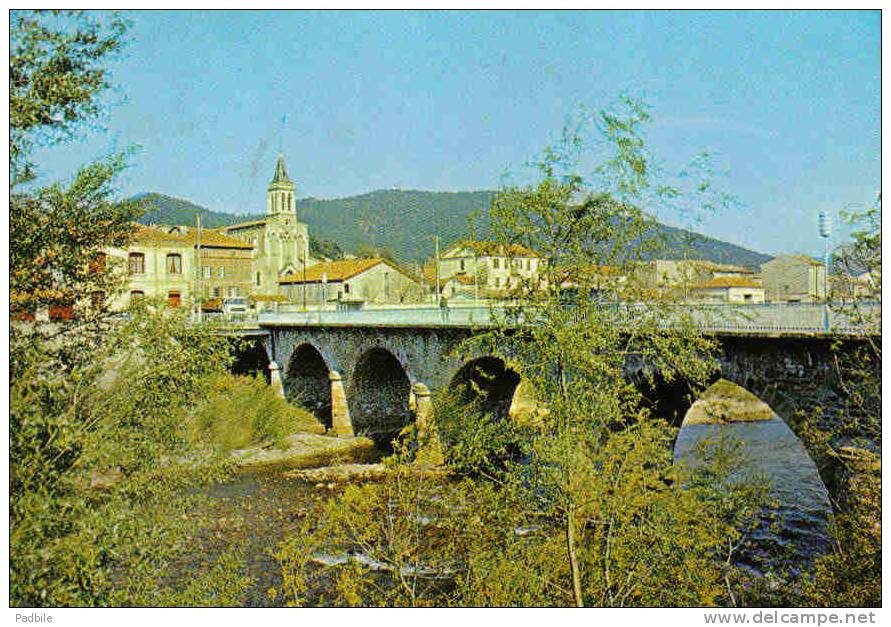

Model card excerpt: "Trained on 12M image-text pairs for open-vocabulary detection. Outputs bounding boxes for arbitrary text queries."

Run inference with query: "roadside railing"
[255,302,880,336]
[196,311,261,327]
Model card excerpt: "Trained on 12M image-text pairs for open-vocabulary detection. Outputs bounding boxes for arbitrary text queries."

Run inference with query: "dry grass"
[188,374,325,453]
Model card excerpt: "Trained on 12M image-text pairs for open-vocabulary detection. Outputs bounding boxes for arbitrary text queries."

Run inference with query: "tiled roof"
[582,264,624,277]
[692,277,763,289]
[765,254,823,267]
[222,219,268,231]
[444,240,539,258]
[133,224,253,249]
[788,255,824,266]
[420,263,438,284]
[554,263,625,284]
[279,258,398,284]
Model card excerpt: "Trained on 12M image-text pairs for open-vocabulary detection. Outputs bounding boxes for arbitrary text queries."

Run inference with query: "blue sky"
[30,10,880,257]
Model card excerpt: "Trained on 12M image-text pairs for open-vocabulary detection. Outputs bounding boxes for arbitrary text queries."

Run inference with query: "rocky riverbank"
[232,433,379,472]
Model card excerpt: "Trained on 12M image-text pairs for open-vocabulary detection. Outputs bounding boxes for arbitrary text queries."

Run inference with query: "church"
[221,153,316,297]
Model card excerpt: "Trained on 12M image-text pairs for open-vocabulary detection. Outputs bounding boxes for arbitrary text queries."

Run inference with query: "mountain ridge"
[131,191,773,268]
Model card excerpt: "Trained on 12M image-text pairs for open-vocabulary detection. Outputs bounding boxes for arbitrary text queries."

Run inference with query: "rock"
[834,446,881,472]
[89,467,124,490]
[288,463,450,483]
[292,464,391,483]
[232,433,378,472]
[683,379,775,425]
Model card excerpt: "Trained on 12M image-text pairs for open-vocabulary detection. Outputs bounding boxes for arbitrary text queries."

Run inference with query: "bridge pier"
[268,361,285,398]
[413,382,444,466]
[329,371,354,438]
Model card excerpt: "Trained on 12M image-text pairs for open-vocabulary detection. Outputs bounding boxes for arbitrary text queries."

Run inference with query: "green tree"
[10,9,140,320]
[460,100,758,606]
[10,10,128,184]
[355,242,397,262]
[273,96,765,607]
[310,234,345,261]
[9,11,253,606]
[795,195,881,607]
[10,302,251,605]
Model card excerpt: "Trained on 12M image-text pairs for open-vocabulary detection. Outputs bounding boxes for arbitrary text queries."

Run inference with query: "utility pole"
[474,250,479,303]
[818,210,832,332]
[435,235,441,307]
[196,213,202,322]
[433,202,441,307]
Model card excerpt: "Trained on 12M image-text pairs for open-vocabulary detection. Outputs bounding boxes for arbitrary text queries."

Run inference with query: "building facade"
[760,255,827,303]
[689,277,766,304]
[279,258,425,307]
[109,225,253,310]
[632,260,756,290]
[222,154,313,298]
[438,241,544,296]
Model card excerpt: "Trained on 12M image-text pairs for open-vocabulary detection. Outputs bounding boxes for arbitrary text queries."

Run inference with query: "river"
[180,472,330,606]
[175,413,833,606]
[673,417,833,575]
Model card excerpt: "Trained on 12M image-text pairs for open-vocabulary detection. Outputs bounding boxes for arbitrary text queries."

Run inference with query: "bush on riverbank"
[10,303,252,606]
[189,374,324,453]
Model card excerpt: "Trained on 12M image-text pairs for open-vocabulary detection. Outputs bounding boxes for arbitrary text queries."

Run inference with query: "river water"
[180,473,329,606]
[673,417,833,575]
[175,415,833,605]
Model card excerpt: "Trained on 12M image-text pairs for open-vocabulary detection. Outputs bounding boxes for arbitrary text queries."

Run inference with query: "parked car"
[200,298,222,313]
[222,297,249,315]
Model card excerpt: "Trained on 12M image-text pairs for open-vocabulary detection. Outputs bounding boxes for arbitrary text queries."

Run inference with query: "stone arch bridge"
[230,305,878,447]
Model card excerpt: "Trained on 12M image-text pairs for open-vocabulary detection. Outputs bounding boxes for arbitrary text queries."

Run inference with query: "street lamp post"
[818,210,832,332]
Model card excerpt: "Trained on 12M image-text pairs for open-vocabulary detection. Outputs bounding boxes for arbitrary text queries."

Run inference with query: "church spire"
[267,153,296,217]
[271,153,292,185]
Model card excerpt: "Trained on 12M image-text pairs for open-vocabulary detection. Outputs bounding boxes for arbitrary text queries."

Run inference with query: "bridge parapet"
[258,302,880,337]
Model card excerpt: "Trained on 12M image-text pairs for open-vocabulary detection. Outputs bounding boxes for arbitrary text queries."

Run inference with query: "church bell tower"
[267,153,296,217]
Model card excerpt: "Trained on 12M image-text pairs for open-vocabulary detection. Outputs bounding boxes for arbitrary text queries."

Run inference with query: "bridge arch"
[674,377,833,563]
[627,367,702,428]
[285,342,332,428]
[447,356,522,421]
[348,346,413,447]
[230,338,272,383]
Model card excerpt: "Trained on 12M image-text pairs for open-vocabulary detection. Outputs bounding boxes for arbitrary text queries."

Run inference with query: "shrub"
[189,374,323,452]
[10,305,249,606]
[428,386,530,478]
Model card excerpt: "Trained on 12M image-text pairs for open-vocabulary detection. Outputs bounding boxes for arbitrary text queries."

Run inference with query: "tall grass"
[189,374,323,452]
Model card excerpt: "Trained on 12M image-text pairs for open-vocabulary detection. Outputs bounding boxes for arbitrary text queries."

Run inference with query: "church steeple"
[267,153,296,216]
[271,154,291,184]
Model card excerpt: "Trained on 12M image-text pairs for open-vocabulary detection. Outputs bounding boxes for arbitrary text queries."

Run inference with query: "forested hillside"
[133,190,772,267]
